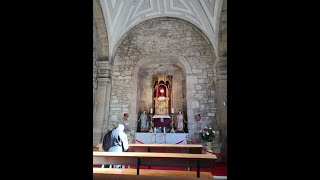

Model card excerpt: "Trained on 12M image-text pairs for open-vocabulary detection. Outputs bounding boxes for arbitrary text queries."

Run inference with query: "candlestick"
[171,108,174,114]
[150,108,153,114]
[170,115,175,133]
[154,127,156,134]
[164,127,166,134]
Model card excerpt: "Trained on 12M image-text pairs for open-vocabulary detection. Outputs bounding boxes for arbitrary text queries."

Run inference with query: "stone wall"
[93,18,98,114]
[110,18,217,143]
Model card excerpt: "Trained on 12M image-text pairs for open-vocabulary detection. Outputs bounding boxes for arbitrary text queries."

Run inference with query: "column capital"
[216,57,227,77]
[97,77,111,83]
[96,61,111,79]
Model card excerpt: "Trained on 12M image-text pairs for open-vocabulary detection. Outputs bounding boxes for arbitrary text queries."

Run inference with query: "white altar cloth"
[135,133,187,144]
[152,115,171,118]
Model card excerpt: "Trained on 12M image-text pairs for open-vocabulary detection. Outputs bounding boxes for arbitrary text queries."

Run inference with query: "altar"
[136,75,188,134]
[135,133,188,144]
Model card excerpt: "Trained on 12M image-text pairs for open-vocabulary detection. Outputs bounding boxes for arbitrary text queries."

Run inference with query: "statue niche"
[153,77,172,116]
[150,76,173,129]
[155,85,168,115]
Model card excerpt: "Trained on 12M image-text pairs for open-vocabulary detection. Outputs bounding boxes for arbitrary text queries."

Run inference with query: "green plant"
[199,127,215,142]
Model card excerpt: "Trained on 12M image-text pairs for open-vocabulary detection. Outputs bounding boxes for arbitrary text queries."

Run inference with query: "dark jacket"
[102,128,129,152]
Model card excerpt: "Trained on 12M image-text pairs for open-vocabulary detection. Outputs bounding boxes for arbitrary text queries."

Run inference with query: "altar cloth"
[152,115,171,118]
[135,133,187,144]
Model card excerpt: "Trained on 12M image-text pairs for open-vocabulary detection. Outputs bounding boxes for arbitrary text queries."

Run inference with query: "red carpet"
[93,162,227,176]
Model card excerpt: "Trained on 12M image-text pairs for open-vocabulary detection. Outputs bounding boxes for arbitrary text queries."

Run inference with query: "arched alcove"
[110,17,217,140]
[130,55,191,132]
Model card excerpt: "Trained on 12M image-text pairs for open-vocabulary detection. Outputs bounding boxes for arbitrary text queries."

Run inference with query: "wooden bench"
[94,143,204,170]
[93,168,214,180]
[127,144,203,154]
[94,143,203,154]
[127,144,203,170]
[93,152,217,178]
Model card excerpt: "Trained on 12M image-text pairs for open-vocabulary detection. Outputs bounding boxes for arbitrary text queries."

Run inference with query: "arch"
[93,0,109,60]
[132,55,192,77]
[110,17,217,137]
[111,17,216,65]
[129,55,193,129]
[118,14,213,54]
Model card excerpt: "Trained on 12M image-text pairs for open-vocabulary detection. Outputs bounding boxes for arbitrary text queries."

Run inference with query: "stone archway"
[128,55,194,131]
[109,17,217,141]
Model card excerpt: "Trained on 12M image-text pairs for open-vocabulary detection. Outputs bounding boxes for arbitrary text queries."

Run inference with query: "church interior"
[93,0,227,179]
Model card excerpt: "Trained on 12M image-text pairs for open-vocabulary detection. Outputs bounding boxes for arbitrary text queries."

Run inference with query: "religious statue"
[159,88,165,97]
[153,78,170,115]
[138,111,149,131]
[176,111,186,131]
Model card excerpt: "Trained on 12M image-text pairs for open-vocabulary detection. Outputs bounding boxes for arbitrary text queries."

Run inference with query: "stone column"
[215,57,227,161]
[93,61,111,145]
[185,75,198,140]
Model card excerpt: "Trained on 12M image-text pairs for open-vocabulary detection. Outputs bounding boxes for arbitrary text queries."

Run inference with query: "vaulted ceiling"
[95,0,227,60]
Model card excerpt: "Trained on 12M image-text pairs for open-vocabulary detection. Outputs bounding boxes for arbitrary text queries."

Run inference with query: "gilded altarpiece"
[152,76,172,116]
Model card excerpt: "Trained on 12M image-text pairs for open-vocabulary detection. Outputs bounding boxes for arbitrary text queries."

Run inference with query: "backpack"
[102,130,113,151]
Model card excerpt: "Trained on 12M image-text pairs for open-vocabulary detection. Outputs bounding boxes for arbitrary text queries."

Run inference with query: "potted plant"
[199,127,216,146]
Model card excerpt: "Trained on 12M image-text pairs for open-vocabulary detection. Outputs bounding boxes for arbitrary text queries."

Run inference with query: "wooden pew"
[93,168,214,180]
[127,144,203,154]
[127,144,203,170]
[94,143,203,170]
[93,152,217,178]
[94,143,203,154]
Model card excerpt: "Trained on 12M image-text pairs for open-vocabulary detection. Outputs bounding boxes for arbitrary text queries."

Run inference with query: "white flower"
[206,132,209,135]
[209,127,212,129]
[212,131,215,133]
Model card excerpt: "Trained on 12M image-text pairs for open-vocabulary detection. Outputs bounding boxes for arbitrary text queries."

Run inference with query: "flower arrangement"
[199,127,215,142]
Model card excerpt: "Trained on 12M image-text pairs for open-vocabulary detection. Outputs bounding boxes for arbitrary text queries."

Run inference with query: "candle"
[164,127,166,134]
[150,108,153,114]
[154,127,156,134]
[171,108,174,113]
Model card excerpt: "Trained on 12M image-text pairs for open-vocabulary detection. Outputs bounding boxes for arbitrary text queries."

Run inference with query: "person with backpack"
[101,124,129,168]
